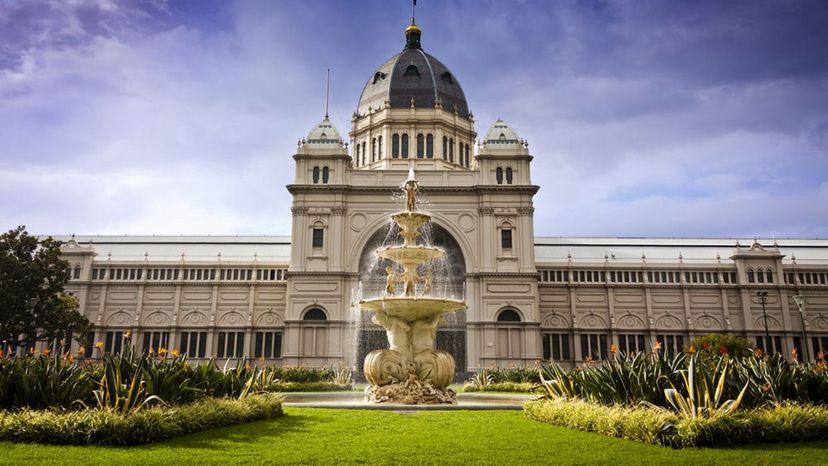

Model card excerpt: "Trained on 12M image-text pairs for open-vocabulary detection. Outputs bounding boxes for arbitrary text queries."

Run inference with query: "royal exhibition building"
[52,21,828,376]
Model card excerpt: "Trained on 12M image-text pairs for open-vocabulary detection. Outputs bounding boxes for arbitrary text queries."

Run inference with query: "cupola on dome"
[356,22,470,118]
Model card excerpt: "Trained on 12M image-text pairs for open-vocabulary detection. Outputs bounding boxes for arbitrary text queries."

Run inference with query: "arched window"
[442,136,447,159]
[73,265,81,280]
[458,143,464,165]
[465,144,470,167]
[506,167,513,184]
[747,269,755,283]
[449,138,454,162]
[756,268,765,283]
[497,309,522,322]
[361,142,366,164]
[322,166,329,184]
[392,134,400,158]
[355,143,361,165]
[378,135,383,158]
[426,134,434,158]
[312,166,320,184]
[303,308,328,321]
[371,138,377,162]
[766,269,773,283]
[417,134,424,158]
[496,167,503,184]
[401,134,409,158]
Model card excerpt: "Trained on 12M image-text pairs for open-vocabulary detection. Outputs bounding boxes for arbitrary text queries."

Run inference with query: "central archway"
[355,222,467,379]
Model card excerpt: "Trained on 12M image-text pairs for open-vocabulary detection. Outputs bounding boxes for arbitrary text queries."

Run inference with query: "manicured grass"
[3,408,827,465]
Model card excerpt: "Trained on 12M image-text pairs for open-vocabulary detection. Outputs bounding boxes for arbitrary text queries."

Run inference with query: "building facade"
[50,22,828,371]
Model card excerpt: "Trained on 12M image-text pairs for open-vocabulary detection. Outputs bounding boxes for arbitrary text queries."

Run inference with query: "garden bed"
[0,393,283,446]
[524,398,828,448]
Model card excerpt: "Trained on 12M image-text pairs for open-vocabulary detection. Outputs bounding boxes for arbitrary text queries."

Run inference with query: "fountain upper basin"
[355,296,466,322]
[376,245,444,264]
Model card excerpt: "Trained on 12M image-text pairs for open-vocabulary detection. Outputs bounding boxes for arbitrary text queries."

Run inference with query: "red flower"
[703,341,711,350]
[719,345,727,355]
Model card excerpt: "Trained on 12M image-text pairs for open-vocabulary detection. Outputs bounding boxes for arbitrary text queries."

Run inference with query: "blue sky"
[1,0,827,238]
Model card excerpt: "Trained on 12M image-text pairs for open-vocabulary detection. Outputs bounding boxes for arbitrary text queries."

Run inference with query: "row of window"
[355,133,471,167]
[785,272,828,286]
[495,167,514,184]
[539,270,738,285]
[311,166,330,184]
[541,333,686,360]
[95,330,284,359]
[89,268,288,282]
[747,268,774,284]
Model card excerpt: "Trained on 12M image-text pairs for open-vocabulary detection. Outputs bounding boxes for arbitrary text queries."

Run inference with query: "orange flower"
[653,340,663,352]
[29,347,36,355]
[687,345,697,354]
[78,345,86,356]
[584,356,594,364]
[610,344,619,354]
[818,351,825,361]
[158,347,167,356]
[42,348,51,357]
[68,354,75,364]
[791,348,799,362]
[754,348,763,358]
[95,341,104,349]
[816,361,826,373]
[0,348,4,358]
[171,349,180,358]
[148,346,155,354]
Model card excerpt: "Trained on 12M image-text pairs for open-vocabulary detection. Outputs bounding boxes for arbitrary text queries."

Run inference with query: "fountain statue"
[355,169,467,404]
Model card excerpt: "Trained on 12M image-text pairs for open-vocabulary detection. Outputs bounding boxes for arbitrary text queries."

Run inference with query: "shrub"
[0,354,95,410]
[463,382,536,393]
[525,399,828,448]
[0,394,283,446]
[688,333,752,358]
[266,381,353,392]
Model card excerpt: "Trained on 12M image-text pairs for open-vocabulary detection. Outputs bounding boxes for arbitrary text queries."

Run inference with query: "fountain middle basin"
[355,297,466,322]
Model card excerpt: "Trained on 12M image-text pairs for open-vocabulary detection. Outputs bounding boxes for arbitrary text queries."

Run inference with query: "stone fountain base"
[365,375,457,405]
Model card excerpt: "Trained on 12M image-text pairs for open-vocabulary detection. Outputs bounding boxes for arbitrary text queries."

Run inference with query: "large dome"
[356,24,470,119]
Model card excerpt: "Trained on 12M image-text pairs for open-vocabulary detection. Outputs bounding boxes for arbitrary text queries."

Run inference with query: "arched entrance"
[355,222,467,379]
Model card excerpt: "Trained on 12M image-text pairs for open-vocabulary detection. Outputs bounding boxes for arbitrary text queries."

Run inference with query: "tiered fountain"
[354,169,467,404]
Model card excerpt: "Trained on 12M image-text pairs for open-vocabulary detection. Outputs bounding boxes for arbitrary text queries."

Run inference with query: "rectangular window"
[180,331,208,358]
[501,229,512,249]
[655,334,685,359]
[617,334,646,354]
[141,331,169,353]
[543,333,571,361]
[756,335,784,355]
[104,331,124,354]
[217,331,245,358]
[580,333,608,360]
[312,228,324,248]
[254,332,283,359]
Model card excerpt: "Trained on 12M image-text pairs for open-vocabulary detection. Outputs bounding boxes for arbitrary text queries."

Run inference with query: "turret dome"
[482,119,523,149]
[305,117,342,146]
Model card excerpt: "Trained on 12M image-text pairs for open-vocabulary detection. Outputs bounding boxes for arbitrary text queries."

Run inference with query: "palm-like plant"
[92,356,162,414]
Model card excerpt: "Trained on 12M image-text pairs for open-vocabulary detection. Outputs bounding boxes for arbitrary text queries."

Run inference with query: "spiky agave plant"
[537,361,577,400]
[91,356,163,415]
[659,355,748,418]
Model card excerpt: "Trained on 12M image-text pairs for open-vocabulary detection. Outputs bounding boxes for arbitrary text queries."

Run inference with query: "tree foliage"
[0,226,91,348]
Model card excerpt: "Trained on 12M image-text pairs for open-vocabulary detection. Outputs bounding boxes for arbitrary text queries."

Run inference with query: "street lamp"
[757,290,770,353]
[792,294,810,362]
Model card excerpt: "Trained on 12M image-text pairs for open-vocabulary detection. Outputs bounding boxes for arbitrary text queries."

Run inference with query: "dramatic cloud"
[1,0,826,238]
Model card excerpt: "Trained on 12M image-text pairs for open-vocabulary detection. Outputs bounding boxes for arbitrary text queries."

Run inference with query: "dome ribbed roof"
[356,25,470,118]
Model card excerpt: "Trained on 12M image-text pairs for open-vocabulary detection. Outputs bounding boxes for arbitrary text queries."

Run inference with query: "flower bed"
[463,382,536,393]
[0,393,283,446]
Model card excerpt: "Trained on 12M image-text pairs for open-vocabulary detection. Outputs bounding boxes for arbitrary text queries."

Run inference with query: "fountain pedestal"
[354,171,466,404]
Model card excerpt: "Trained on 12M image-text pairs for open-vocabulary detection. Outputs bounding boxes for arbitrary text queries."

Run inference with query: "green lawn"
[4,408,827,465]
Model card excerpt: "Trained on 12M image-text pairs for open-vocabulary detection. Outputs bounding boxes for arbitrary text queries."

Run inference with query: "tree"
[0,226,92,351]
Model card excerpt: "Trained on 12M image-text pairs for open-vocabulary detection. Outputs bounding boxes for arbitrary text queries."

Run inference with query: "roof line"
[415,49,439,101]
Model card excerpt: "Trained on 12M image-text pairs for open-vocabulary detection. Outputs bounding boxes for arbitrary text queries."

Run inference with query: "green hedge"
[0,394,283,446]
[525,399,828,448]
[463,382,537,393]
[266,381,352,392]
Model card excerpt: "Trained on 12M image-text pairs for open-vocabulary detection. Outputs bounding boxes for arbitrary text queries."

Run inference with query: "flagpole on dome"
[325,68,330,119]
[411,0,417,25]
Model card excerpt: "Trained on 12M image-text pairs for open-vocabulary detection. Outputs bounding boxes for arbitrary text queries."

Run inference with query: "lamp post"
[792,294,810,362]
[757,290,770,352]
